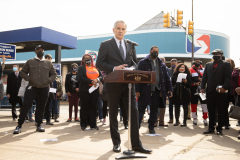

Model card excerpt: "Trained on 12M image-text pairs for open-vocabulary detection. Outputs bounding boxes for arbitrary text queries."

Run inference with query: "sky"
[0,0,240,66]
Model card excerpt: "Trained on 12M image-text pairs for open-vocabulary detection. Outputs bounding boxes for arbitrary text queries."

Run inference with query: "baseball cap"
[35,45,45,51]
[211,49,224,55]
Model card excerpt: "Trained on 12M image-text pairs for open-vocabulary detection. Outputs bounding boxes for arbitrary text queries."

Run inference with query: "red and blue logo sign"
[186,34,210,54]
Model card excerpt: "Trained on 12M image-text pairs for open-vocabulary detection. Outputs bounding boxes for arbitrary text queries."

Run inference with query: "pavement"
[0,105,240,160]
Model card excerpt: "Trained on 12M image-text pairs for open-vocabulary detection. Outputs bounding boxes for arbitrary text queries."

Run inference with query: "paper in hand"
[177,73,187,83]
[89,84,99,93]
[199,93,207,101]
[49,88,57,93]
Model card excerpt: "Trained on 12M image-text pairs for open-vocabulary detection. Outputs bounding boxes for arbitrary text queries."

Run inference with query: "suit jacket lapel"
[110,38,123,61]
[214,60,223,74]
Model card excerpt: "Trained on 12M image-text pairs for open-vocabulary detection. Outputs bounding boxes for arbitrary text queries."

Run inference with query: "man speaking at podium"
[96,20,151,153]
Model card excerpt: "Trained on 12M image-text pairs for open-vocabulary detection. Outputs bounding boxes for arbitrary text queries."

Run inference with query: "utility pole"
[192,0,194,63]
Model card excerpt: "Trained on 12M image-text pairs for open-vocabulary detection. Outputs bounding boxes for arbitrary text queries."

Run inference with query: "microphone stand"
[116,43,147,159]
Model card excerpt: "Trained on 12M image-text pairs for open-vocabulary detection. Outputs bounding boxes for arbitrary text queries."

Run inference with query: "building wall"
[4,28,230,64]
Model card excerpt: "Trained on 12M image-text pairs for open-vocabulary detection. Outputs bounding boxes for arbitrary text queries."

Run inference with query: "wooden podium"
[104,70,156,159]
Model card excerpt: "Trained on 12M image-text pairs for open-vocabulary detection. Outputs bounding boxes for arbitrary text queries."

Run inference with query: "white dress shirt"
[114,36,126,60]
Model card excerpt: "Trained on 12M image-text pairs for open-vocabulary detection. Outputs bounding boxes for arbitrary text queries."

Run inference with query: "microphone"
[125,39,138,46]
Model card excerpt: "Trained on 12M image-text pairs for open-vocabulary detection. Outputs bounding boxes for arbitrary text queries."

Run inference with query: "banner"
[85,50,98,62]
[0,43,16,60]
[53,63,61,75]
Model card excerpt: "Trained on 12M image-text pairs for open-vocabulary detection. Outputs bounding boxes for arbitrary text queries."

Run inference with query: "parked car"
[0,84,20,108]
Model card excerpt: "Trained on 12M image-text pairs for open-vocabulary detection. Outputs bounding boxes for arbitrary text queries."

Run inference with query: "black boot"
[36,125,45,132]
[174,105,180,126]
[13,126,21,134]
[181,105,188,127]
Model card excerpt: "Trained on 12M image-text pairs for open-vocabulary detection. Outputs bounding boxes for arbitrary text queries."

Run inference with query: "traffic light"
[163,13,170,28]
[176,10,183,25]
[188,20,194,35]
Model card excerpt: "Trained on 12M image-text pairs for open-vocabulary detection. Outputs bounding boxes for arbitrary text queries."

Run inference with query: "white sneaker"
[102,118,106,125]
[100,119,103,122]
[193,119,197,125]
[203,119,208,126]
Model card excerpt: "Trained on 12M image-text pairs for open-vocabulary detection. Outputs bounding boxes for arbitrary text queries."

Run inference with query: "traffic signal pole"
[192,0,194,64]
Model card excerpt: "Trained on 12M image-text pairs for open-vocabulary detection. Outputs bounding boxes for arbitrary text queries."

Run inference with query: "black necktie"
[119,41,125,61]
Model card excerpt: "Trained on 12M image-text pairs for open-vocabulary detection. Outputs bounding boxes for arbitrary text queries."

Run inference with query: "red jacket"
[190,65,205,89]
[230,68,240,95]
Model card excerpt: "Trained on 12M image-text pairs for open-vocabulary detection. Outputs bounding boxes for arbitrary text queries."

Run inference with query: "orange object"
[86,66,99,86]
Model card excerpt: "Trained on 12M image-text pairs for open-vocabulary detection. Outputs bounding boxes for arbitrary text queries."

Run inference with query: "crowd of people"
[1,20,240,153]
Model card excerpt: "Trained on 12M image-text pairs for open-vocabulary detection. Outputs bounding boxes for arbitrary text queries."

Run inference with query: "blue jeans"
[50,99,59,114]
[28,104,35,119]
[97,95,103,119]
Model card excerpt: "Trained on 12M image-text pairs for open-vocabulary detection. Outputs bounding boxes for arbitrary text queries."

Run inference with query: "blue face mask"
[172,65,176,68]
[13,67,18,72]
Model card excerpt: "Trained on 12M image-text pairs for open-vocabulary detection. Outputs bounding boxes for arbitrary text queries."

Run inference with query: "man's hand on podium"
[136,92,140,98]
[114,64,128,70]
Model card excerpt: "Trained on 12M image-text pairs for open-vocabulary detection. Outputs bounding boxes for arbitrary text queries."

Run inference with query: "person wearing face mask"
[172,63,192,127]
[13,45,56,134]
[190,58,208,126]
[168,58,178,123]
[136,46,173,133]
[77,54,102,130]
[201,49,231,135]
[65,63,80,122]
[7,64,23,120]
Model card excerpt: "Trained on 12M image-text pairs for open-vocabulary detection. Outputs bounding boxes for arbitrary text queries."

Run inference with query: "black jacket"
[96,38,137,74]
[201,60,231,93]
[77,65,103,93]
[65,72,79,93]
[7,72,22,103]
[172,72,191,105]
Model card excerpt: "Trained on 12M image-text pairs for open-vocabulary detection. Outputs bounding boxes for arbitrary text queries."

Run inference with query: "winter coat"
[172,72,191,105]
[135,55,173,107]
[7,72,22,104]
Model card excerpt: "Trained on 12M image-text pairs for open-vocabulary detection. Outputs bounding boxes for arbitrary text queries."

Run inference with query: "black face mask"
[195,63,200,67]
[85,59,91,65]
[150,51,158,59]
[213,55,221,61]
[37,51,44,58]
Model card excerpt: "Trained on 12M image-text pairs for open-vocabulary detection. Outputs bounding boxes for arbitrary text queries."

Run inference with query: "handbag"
[98,81,103,94]
[229,96,240,120]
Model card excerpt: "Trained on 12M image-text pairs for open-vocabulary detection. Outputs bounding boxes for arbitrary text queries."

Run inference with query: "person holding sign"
[13,45,56,134]
[77,54,102,130]
[172,63,191,127]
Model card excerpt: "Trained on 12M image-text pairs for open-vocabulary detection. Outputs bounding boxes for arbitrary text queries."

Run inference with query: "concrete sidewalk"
[0,105,239,160]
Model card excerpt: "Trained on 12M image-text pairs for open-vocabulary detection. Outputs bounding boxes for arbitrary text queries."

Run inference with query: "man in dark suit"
[7,64,23,120]
[201,49,231,135]
[96,20,151,153]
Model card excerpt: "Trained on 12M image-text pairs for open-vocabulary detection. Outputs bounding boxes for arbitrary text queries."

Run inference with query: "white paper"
[89,84,99,93]
[145,134,162,136]
[40,138,58,142]
[192,73,198,77]
[199,93,207,101]
[49,88,57,93]
[123,67,135,70]
[177,73,187,83]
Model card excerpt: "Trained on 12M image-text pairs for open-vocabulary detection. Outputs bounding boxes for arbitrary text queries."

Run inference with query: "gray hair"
[114,20,127,29]
[159,57,165,63]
